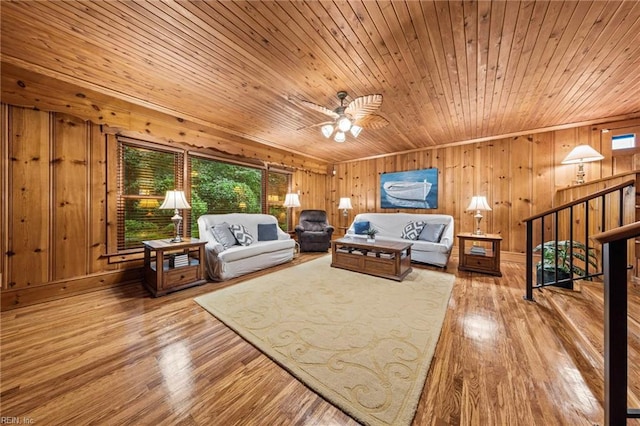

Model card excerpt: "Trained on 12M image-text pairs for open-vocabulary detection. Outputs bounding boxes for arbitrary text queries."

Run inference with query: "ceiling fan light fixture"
[321,124,334,138]
[350,125,362,138]
[337,116,351,132]
[334,131,346,143]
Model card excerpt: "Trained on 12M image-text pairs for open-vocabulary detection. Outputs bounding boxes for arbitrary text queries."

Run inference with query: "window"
[115,137,292,248]
[267,171,290,231]
[118,142,184,250]
[189,156,292,237]
[612,133,635,150]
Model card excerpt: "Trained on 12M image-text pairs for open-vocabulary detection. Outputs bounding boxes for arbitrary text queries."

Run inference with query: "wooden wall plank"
[491,138,511,242]
[89,125,108,272]
[52,114,90,280]
[509,135,533,251]
[7,108,51,289]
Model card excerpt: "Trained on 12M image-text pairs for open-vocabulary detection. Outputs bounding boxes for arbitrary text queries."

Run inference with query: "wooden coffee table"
[331,237,413,281]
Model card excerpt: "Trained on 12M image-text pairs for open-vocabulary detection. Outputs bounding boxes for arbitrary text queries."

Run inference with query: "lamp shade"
[561,145,604,164]
[283,193,301,208]
[159,190,191,210]
[321,124,334,138]
[466,196,492,212]
[338,197,353,210]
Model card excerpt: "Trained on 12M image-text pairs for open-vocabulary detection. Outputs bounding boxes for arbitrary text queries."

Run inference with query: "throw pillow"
[353,221,370,235]
[418,223,446,242]
[401,220,426,240]
[211,222,237,249]
[257,223,278,241]
[229,224,254,246]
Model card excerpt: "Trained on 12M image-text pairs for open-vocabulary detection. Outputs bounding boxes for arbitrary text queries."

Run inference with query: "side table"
[142,238,207,297]
[457,233,502,276]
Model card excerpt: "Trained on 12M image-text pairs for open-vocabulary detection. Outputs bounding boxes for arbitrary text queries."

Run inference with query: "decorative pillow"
[353,221,370,235]
[418,223,446,242]
[229,224,254,246]
[257,223,278,241]
[401,221,427,240]
[211,222,237,249]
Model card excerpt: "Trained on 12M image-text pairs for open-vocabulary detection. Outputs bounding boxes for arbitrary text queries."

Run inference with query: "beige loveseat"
[346,212,454,268]
[197,213,295,281]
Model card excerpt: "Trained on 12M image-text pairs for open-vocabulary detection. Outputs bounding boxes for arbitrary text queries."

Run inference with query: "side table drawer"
[463,255,495,269]
[164,266,199,290]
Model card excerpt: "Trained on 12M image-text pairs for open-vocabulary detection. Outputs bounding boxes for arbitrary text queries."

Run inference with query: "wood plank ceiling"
[2,1,640,163]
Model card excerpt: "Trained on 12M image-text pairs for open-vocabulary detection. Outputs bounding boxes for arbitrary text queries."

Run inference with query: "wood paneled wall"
[2,102,639,310]
[327,118,640,253]
[1,106,141,310]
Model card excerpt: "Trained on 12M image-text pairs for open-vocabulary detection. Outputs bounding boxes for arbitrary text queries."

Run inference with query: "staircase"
[536,278,640,422]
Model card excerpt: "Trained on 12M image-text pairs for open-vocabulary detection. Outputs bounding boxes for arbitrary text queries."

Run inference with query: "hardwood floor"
[1,254,638,425]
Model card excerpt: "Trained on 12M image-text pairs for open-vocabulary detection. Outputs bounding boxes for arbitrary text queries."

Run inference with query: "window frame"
[106,135,294,255]
[116,137,186,251]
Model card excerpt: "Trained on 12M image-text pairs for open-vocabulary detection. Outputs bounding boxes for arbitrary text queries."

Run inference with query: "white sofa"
[346,213,454,268]
[197,213,295,281]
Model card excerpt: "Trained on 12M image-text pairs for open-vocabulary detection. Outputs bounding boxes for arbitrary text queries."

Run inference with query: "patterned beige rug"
[195,255,454,426]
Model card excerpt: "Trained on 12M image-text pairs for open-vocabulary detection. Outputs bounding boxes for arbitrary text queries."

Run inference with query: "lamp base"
[170,211,183,243]
[576,163,586,184]
[473,212,484,235]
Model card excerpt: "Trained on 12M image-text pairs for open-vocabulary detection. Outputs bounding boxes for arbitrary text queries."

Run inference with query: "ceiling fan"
[299,91,389,142]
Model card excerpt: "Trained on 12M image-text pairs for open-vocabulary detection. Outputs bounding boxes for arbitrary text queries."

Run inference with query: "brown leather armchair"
[295,210,334,252]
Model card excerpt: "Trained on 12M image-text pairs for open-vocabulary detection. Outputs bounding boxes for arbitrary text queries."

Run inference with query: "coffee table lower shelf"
[330,238,413,281]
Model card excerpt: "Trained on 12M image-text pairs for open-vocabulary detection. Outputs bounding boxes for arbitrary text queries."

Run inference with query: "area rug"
[194,255,454,426]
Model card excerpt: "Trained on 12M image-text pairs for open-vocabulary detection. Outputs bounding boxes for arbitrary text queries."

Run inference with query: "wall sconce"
[159,190,191,243]
[561,144,604,184]
[466,196,492,235]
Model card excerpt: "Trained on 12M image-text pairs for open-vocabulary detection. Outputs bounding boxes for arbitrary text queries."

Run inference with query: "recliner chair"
[295,210,334,252]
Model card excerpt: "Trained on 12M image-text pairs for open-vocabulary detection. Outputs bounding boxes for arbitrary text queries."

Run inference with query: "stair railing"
[523,179,635,301]
[594,221,640,425]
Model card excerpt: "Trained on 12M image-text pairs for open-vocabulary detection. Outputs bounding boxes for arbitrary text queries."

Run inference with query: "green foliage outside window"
[190,157,262,237]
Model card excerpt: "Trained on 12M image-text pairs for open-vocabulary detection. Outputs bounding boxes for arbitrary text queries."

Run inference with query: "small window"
[118,143,184,250]
[612,133,635,150]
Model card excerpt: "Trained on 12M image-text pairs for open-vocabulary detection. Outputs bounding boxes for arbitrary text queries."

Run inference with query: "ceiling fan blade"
[299,100,340,119]
[354,114,389,130]
[296,121,333,131]
[345,94,383,120]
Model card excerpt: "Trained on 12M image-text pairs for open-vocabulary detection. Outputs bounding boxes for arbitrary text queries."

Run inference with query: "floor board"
[1,254,638,425]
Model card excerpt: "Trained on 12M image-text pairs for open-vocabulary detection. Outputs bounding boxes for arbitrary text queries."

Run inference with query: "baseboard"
[0,268,143,311]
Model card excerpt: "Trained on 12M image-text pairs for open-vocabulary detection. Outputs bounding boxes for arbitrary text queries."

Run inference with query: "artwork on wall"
[380,168,438,209]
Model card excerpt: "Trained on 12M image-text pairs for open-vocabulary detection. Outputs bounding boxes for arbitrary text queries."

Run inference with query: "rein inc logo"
[0,418,34,424]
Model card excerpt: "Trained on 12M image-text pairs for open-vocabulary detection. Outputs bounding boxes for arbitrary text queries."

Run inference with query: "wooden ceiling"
[2,1,640,164]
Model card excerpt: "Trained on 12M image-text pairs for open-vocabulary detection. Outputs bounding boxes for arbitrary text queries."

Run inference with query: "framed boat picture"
[380,168,438,209]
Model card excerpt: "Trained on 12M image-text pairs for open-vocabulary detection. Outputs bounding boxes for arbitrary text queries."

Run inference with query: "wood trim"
[0,268,143,311]
[594,221,640,245]
[0,104,8,290]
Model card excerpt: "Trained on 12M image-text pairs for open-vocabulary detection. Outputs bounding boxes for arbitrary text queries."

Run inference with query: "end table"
[457,232,502,276]
[142,238,207,296]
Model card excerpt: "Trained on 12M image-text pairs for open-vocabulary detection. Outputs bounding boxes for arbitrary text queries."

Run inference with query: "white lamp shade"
[159,190,191,210]
[338,197,353,210]
[561,144,604,164]
[321,124,334,138]
[466,196,492,212]
[350,125,362,138]
[334,131,346,143]
[283,193,301,208]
